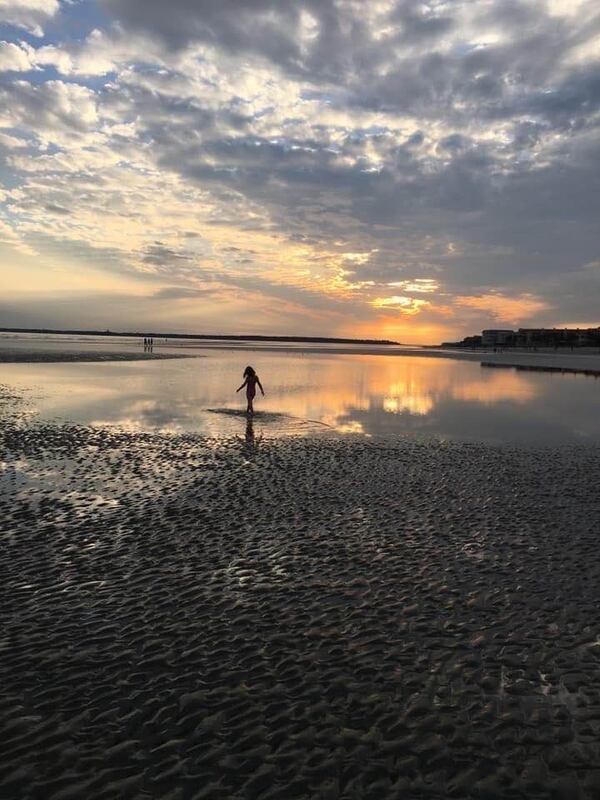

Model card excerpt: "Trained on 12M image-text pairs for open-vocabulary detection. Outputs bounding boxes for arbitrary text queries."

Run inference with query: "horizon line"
[0,326,402,347]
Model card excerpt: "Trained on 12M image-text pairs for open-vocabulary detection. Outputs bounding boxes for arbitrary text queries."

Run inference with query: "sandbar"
[0,348,199,363]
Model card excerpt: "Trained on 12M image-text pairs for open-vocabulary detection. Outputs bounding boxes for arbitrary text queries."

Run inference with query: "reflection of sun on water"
[331,419,365,434]
[305,357,539,433]
[186,355,543,435]
[382,395,434,415]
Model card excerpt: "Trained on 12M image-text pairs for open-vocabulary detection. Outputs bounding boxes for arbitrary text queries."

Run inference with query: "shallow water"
[2,341,599,443]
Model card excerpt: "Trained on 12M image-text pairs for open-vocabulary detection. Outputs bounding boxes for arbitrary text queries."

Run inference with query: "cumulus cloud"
[0,41,34,71]
[0,0,61,37]
[0,79,98,140]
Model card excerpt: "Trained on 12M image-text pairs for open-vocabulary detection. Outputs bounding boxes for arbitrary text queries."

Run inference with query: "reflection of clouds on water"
[90,398,194,434]
[452,371,537,405]
[334,397,584,444]
[1,350,599,444]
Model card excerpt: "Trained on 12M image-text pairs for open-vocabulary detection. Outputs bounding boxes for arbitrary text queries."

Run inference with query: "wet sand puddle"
[207,408,333,438]
[2,383,600,799]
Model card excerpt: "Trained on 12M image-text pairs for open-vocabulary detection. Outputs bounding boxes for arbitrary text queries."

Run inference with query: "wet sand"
[0,348,197,363]
[2,388,600,799]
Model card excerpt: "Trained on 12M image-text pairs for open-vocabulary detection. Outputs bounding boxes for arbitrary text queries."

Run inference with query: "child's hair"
[243,365,256,378]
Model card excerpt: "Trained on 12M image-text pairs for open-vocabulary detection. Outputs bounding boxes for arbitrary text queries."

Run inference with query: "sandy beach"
[2,384,600,799]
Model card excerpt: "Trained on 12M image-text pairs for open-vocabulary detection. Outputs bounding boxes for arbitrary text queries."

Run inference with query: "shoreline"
[481,360,600,377]
[2,341,599,375]
[101,338,600,375]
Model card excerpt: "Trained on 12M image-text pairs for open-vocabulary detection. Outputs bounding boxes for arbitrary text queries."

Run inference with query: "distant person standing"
[236,366,264,415]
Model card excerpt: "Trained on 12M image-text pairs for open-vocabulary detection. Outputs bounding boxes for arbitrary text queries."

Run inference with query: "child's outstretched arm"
[257,379,265,395]
[236,379,247,393]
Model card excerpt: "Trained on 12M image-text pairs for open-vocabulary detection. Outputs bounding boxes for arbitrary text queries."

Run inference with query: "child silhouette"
[236,365,264,415]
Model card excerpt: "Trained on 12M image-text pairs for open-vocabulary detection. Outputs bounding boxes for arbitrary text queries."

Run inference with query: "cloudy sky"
[0,0,598,342]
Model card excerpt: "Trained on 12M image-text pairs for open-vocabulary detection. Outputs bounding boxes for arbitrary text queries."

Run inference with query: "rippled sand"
[2,388,600,799]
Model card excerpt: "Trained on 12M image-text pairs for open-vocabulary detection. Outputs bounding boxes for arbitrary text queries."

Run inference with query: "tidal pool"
[2,344,599,443]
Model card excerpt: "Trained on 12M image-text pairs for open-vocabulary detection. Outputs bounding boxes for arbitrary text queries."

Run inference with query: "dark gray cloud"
[152,286,214,299]
[101,0,372,81]
[44,203,71,215]
[0,78,97,136]
[142,243,193,266]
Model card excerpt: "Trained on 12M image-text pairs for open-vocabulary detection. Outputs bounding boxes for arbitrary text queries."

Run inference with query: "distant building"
[516,328,600,347]
[577,328,600,345]
[441,326,600,349]
[482,329,515,347]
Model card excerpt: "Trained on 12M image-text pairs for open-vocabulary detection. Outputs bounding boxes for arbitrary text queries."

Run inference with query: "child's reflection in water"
[243,416,260,459]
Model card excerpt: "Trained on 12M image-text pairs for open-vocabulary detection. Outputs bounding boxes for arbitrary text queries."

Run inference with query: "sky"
[0,0,598,343]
